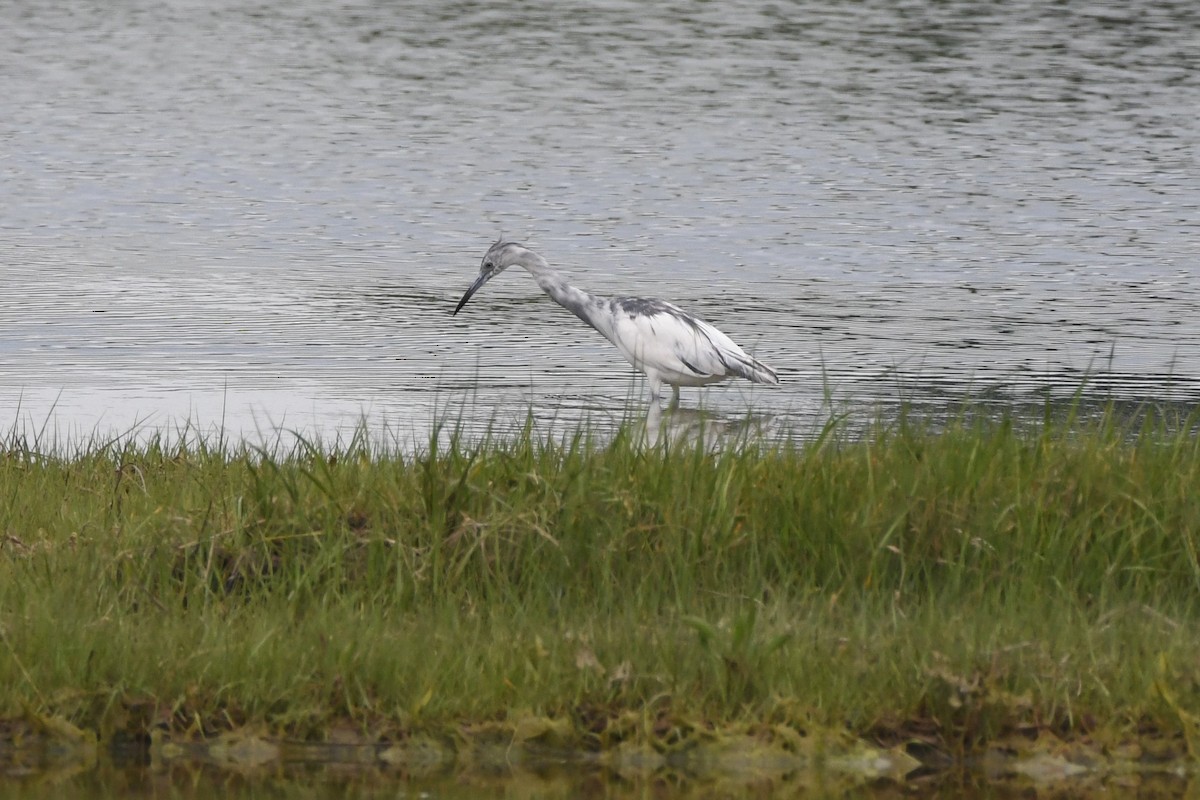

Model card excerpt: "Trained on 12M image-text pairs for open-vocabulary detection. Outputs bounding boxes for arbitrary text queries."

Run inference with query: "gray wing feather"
[612,297,778,385]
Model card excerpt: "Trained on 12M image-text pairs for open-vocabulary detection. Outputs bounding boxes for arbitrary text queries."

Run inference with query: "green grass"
[2,405,1200,761]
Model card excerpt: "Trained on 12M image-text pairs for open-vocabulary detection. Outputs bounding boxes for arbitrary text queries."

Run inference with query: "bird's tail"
[724,352,779,386]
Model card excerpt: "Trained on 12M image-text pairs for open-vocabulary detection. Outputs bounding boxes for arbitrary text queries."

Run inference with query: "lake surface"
[3,0,1199,448]
[1,751,1192,800]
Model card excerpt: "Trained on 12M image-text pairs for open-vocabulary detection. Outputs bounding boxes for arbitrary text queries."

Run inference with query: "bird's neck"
[520,255,612,337]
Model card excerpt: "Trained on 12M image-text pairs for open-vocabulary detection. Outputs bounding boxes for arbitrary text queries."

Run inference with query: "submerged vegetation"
[2,404,1200,778]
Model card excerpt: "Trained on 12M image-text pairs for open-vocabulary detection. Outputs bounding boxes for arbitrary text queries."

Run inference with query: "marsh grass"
[2,403,1200,758]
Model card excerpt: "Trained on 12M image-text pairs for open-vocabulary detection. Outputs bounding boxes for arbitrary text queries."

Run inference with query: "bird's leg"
[668,384,681,410]
[647,374,664,406]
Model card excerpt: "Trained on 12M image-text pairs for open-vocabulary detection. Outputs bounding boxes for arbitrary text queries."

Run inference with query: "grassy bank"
[2,407,1200,770]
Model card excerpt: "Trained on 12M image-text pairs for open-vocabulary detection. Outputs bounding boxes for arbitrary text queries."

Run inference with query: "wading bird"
[453,240,779,404]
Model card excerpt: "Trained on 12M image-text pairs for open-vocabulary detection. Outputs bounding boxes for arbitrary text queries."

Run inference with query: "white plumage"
[453,240,779,404]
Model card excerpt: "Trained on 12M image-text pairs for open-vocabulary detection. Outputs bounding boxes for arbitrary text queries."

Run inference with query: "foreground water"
[1,751,1195,800]
[3,0,1199,448]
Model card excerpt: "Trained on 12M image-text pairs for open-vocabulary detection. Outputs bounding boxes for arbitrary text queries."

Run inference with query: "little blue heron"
[453,240,779,404]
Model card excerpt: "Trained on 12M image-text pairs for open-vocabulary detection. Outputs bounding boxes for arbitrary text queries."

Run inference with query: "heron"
[453,240,779,404]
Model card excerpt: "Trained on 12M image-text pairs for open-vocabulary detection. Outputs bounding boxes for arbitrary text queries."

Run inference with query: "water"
[2,747,1192,800]
[3,0,1199,449]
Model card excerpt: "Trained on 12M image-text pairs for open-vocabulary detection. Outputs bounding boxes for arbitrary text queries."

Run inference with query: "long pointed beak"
[453,271,492,315]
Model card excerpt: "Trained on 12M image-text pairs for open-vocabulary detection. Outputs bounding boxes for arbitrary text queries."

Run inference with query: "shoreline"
[3,406,1200,790]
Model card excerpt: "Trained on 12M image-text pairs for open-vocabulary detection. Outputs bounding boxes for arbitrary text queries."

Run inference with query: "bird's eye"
[484,261,494,270]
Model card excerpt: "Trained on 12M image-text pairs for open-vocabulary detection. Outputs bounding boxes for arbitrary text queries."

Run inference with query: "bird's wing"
[610,298,748,379]
[689,313,778,383]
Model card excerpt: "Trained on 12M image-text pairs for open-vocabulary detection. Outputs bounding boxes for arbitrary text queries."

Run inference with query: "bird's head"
[453,239,533,315]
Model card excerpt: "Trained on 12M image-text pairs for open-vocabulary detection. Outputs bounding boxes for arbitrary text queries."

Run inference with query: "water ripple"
[2,0,1198,444]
